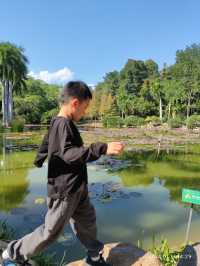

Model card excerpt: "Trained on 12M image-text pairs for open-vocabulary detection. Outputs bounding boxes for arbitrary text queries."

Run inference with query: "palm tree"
[0,42,28,127]
[151,77,164,122]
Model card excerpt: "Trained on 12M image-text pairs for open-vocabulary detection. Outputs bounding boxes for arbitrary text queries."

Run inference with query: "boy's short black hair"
[59,81,92,105]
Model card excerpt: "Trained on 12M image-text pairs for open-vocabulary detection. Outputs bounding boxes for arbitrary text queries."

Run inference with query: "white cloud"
[88,84,95,90]
[28,67,74,84]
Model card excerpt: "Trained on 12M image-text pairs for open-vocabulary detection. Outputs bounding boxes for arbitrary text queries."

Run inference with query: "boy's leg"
[70,185,104,258]
[6,196,78,262]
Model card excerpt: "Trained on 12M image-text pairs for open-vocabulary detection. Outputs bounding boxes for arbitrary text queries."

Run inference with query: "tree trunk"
[159,97,163,122]
[172,109,176,119]
[2,133,6,165]
[2,81,9,127]
[1,82,5,126]
[5,81,9,127]
[187,96,191,119]
[172,100,176,119]
[168,102,171,120]
[8,82,13,124]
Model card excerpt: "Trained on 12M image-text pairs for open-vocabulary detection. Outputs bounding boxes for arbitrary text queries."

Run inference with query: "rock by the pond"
[66,243,163,266]
[177,242,200,266]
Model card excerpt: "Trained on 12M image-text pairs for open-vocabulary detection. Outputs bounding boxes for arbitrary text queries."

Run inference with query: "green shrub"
[41,108,59,124]
[168,117,183,128]
[10,117,25,132]
[151,239,183,266]
[102,115,123,128]
[186,115,200,129]
[124,116,145,127]
[145,116,161,126]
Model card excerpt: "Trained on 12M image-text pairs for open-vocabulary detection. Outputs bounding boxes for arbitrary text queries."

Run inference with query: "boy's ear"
[71,98,79,108]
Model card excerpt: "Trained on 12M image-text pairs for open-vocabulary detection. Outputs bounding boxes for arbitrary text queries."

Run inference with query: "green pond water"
[1,132,200,263]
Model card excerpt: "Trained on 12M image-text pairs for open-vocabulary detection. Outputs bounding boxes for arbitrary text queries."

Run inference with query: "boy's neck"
[57,109,73,120]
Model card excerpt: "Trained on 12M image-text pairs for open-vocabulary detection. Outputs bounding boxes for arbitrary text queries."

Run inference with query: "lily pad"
[88,181,143,202]
[99,194,112,203]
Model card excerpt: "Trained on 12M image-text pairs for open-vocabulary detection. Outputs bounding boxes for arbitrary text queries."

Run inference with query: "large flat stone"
[66,242,162,266]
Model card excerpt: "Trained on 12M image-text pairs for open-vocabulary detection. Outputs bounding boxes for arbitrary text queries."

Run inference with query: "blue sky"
[0,0,200,85]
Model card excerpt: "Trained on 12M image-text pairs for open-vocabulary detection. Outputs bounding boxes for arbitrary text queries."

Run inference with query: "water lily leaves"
[100,193,112,203]
[89,181,143,203]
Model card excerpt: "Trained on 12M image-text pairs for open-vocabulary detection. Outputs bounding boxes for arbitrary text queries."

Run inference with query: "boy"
[0,81,124,266]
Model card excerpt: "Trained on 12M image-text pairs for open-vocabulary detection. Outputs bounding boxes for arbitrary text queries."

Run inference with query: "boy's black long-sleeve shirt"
[34,116,108,199]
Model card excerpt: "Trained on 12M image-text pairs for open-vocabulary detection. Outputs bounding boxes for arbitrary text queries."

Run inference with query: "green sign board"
[182,188,200,205]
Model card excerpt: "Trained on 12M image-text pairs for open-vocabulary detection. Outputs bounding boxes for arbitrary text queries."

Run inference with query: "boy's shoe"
[0,250,31,266]
[0,259,17,266]
[0,259,31,266]
[0,249,15,266]
[84,254,112,266]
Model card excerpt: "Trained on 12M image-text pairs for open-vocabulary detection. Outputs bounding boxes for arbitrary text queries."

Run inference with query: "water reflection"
[118,147,200,203]
[0,134,35,212]
[1,136,200,258]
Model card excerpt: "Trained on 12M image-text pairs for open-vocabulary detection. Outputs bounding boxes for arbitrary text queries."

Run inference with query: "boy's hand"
[106,142,124,155]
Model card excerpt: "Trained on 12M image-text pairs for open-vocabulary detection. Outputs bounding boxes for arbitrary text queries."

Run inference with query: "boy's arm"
[34,133,49,167]
[61,141,108,165]
[54,122,108,165]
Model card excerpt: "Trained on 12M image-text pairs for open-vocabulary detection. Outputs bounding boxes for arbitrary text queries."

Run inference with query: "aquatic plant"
[151,239,184,266]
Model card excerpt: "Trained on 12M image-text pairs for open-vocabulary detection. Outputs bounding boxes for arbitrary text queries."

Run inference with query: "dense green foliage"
[186,114,200,129]
[0,42,28,127]
[2,42,200,129]
[10,117,25,132]
[145,116,161,126]
[168,117,183,128]
[88,43,200,128]
[41,107,59,124]
[0,121,3,132]
[11,78,60,124]
[124,115,145,127]
[0,76,60,125]
[102,115,123,128]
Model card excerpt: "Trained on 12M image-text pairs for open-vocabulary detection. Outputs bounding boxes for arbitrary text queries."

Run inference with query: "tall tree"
[99,92,115,118]
[120,59,148,96]
[0,42,28,127]
[87,91,99,119]
[150,77,164,121]
[116,83,132,119]
[103,71,120,96]
[144,59,159,78]
[173,44,200,118]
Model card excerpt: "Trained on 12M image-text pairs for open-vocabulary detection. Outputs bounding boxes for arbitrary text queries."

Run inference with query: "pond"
[1,132,200,264]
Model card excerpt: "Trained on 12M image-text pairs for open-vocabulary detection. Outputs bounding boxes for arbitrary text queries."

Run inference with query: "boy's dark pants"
[7,183,104,261]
